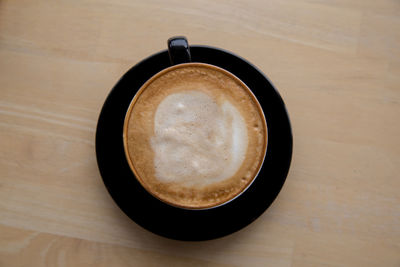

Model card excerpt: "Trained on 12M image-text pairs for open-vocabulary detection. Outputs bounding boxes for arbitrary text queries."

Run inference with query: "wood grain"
[1,0,399,266]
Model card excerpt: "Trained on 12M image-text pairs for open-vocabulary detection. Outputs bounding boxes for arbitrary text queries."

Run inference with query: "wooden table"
[1,0,399,266]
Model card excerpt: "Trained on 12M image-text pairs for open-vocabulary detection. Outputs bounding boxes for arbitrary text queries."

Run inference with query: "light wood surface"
[1,0,399,266]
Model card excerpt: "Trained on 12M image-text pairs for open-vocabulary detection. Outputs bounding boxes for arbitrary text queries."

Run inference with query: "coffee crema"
[123,63,267,209]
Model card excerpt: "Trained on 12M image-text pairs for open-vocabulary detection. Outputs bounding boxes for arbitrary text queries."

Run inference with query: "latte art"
[151,91,248,186]
[123,63,267,209]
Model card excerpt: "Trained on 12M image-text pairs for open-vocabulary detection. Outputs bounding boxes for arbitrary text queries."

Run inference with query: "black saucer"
[95,46,292,241]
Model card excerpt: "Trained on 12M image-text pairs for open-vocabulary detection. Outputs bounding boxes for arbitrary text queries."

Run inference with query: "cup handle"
[167,36,191,65]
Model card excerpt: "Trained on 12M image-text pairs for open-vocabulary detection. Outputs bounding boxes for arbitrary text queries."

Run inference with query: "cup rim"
[122,62,268,210]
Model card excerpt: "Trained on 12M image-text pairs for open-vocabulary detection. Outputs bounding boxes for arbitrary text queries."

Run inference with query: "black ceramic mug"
[96,36,292,241]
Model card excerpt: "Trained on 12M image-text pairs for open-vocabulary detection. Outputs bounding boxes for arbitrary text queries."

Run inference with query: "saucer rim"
[95,45,293,241]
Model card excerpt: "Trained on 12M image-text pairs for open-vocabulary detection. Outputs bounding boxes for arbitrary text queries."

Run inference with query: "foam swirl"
[151,91,248,187]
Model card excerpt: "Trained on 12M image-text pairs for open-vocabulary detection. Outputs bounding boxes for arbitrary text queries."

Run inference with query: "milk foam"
[151,90,248,187]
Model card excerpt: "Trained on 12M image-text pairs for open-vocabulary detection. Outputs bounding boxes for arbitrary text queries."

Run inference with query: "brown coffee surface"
[123,63,267,209]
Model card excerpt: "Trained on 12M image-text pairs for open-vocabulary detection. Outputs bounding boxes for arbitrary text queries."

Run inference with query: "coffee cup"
[122,37,267,210]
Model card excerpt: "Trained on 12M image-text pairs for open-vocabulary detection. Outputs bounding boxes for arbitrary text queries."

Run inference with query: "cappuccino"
[123,63,267,209]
